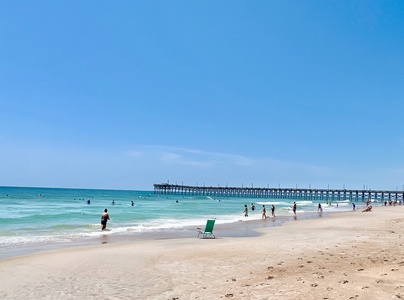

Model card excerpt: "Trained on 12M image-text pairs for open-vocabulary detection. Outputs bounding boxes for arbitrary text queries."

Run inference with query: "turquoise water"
[0,186,357,257]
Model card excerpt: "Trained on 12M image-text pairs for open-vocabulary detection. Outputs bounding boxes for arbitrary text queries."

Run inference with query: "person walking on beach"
[101,209,110,230]
[352,202,356,211]
[262,205,267,219]
[271,205,276,217]
[293,202,297,215]
[243,204,248,217]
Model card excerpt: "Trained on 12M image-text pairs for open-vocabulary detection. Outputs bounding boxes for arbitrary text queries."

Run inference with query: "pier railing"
[153,183,404,202]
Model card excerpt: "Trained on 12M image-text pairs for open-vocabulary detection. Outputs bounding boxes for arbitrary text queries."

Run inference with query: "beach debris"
[224,293,234,298]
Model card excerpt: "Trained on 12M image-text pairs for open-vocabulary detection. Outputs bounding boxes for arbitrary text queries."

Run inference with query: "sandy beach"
[1,206,403,300]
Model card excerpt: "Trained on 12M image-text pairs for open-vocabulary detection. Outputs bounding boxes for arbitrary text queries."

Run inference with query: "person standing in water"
[243,204,248,217]
[271,205,276,217]
[101,209,110,230]
[318,203,323,215]
[293,202,297,215]
[262,205,267,219]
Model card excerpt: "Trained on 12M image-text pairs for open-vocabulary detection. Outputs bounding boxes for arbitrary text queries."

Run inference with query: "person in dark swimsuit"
[101,209,110,230]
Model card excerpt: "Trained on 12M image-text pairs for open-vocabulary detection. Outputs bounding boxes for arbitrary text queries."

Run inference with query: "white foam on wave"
[296,200,313,205]
[0,234,72,248]
[255,201,287,206]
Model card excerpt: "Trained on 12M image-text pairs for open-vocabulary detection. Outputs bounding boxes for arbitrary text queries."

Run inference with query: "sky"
[1,1,404,191]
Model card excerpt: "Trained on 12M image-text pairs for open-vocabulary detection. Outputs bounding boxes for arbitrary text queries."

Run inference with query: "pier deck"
[154,183,404,202]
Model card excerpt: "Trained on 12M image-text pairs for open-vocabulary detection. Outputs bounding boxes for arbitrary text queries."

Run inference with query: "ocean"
[0,186,360,258]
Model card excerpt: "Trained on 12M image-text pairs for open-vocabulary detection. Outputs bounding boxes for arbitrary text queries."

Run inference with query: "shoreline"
[0,205,403,299]
[1,208,338,260]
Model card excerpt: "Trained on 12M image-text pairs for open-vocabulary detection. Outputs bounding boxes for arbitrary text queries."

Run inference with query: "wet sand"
[0,206,403,299]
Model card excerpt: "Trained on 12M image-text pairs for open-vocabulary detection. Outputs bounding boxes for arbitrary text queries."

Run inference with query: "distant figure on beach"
[271,205,275,217]
[318,203,323,215]
[112,200,115,205]
[352,202,356,211]
[251,203,255,211]
[362,205,372,212]
[101,209,110,230]
[293,202,297,215]
[243,204,248,217]
[262,205,267,219]
[131,201,134,206]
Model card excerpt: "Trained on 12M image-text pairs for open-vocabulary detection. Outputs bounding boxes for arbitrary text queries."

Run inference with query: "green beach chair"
[197,219,216,239]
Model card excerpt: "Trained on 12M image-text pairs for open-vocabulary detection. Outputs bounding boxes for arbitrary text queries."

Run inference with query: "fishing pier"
[153,183,404,202]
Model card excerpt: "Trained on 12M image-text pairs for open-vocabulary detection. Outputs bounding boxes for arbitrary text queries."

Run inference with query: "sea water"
[0,186,361,258]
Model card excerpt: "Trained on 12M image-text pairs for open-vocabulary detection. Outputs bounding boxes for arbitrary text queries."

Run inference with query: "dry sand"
[1,206,403,300]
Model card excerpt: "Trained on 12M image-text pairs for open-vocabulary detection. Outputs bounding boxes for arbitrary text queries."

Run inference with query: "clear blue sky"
[1,1,404,191]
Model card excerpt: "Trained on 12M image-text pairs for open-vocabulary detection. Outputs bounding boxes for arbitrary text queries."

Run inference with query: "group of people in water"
[244,203,276,219]
[86,199,135,206]
[243,200,377,220]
